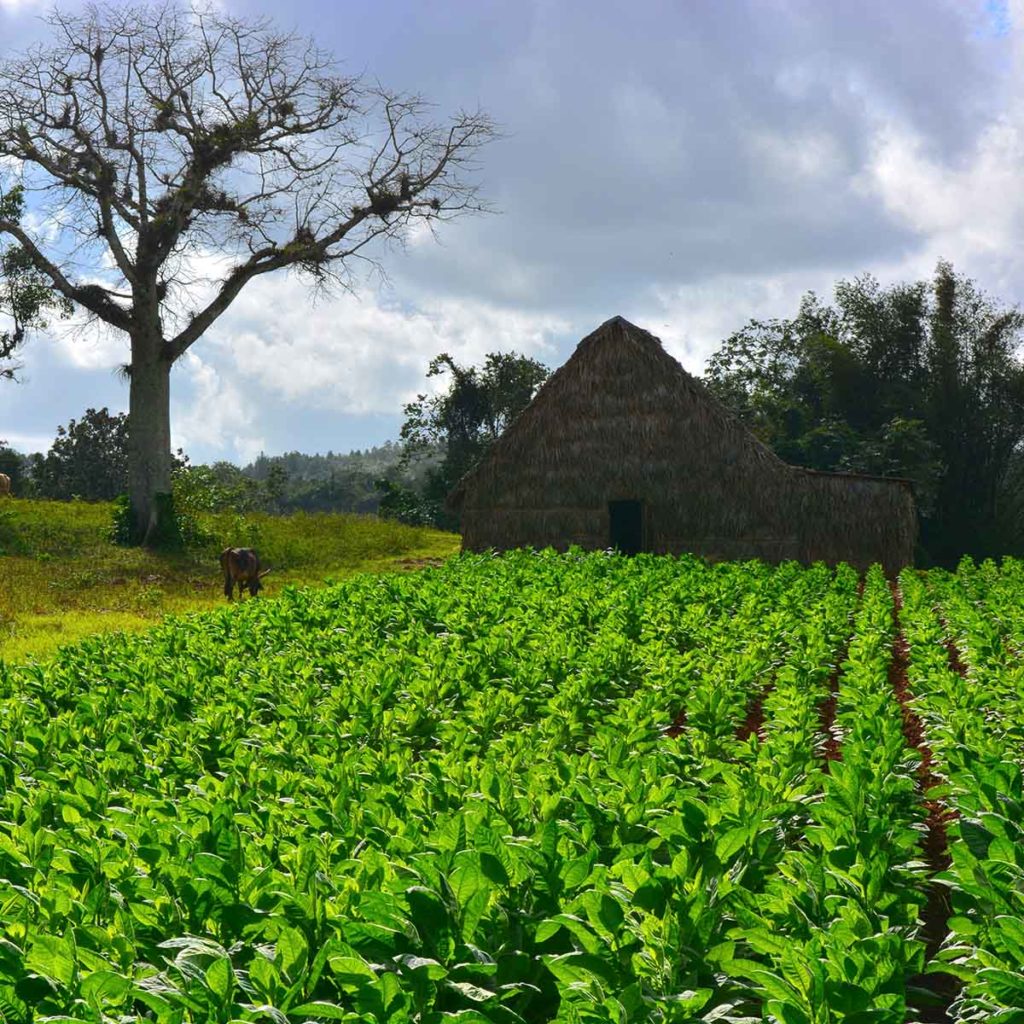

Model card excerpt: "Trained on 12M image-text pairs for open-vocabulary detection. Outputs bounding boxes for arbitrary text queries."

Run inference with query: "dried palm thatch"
[448,316,916,572]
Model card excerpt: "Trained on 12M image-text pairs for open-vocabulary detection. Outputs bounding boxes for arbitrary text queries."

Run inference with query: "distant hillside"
[241,442,438,514]
[0,434,440,515]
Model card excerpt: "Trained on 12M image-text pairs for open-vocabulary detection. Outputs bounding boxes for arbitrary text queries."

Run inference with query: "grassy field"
[0,496,459,663]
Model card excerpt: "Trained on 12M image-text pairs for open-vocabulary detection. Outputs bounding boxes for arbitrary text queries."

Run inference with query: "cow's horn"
[258,568,272,578]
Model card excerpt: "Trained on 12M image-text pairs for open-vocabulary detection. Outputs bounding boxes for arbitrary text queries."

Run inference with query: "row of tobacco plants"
[0,550,1021,1022]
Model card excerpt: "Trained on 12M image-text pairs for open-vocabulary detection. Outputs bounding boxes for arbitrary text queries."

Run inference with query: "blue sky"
[1,0,1021,462]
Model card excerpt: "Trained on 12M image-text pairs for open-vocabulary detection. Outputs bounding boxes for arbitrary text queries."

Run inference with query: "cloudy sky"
[0,0,1021,462]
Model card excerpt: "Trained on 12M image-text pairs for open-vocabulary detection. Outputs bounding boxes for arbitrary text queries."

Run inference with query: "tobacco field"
[0,550,1022,1023]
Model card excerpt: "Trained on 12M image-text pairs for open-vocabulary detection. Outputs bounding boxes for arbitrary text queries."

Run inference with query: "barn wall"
[460,499,803,563]
[795,474,916,573]
[460,474,915,571]
[460,507,606,552]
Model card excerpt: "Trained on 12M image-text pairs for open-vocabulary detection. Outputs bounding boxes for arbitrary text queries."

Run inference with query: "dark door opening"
[609,500,645,555]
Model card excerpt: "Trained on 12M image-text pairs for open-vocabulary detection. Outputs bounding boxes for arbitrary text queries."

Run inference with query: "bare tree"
[0,2,496,543]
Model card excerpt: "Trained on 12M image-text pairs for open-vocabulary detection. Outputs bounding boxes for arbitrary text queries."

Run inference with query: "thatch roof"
[449,316,916,571]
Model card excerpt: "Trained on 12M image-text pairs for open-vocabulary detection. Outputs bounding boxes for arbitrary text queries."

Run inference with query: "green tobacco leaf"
[329,955,377,987]
[767,1001,811,1024]
[445,980,498,1003]
[288,1001,351,1019]
[535,914,602,954]
[206,956,233,1001]
[560,855,593,890]
[276,926,309,980]
[248,955,282,998]
[449,852,489,906]
[578,890,624,937]
[543,952,616,988]
[993,915,1024,962]
[395,953,448,980]
[988,1012,1024,1024]
[988,837,1020,866]
[823,979,870,1013]
[81,970,131,1006]
[734,928,786,957]
[978,967,1024,1004]
[406,886,452,936]
[479,852,510,888]
[632,877,668,917]
[715,825,753,863]
[26,934,75,987]
[959,819,993,859]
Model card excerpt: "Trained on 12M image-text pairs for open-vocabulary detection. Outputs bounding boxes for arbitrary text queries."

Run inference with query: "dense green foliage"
[705,262,1024,564]
[27,408,131,502]
[900,560,1024,1021]
[0,441,27,494]
[388,351,550,527]
[0,551,1018,1020]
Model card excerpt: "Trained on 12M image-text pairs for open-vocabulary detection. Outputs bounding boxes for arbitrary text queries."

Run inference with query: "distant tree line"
[0,409,432,515]
[1,409,131,501]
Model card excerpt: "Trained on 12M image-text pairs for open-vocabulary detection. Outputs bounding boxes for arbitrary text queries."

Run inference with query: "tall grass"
[0,497,459,663]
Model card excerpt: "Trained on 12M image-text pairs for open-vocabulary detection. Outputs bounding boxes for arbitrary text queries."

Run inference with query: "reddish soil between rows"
[888,585,958,875]
[890,583,960,1022]
[818,651,846,769]
[818,580,863,771]
[736,684,774,742]
[665,707,687,738]
[944,634,969,677]
[663,580,969,1017]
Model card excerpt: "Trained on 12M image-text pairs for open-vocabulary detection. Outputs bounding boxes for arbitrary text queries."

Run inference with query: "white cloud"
[0,0,45,12]
[172,352,266,463]
[862,118,1024,265]
[46,318,127,371]
[199,270,568,415]
[647,268,842,373]
[855,3,1024,294]
[748,127,846,183]
[0,430,52,453]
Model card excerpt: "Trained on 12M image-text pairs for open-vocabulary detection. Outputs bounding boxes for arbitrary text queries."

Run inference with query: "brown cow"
[0,473,9,497]
[220,547,270,599]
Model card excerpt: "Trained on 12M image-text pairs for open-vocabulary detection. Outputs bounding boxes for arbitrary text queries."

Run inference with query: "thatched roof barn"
[448,316,916,572]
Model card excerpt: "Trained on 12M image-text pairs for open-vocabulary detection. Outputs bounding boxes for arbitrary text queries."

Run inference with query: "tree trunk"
[127,334,174,546]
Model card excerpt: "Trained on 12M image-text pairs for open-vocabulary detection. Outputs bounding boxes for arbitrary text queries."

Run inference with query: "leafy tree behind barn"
[385,351,550,527]
[705,261,1024,563]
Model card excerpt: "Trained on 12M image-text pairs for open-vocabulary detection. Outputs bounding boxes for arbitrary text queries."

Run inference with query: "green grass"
[0,497,459,663]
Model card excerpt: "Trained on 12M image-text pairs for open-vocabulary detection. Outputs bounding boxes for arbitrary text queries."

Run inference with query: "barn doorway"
[609,500,645,555]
